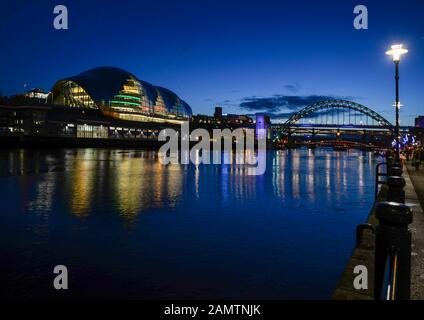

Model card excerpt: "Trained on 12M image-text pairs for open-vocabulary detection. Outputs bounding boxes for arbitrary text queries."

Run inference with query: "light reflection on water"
[0,148,377,299]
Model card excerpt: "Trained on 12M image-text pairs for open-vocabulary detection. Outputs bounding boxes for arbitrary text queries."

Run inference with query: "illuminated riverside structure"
[0,67,193,146]
[49,67,192,123]
[0,67,272,149]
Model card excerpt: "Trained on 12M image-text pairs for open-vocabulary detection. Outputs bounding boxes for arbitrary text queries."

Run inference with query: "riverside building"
[0,67,192,147]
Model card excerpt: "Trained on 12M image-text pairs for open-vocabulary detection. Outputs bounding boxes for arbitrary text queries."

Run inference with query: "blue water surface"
[0,148,377,299]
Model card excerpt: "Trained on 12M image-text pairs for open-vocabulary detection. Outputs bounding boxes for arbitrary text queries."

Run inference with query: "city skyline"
[0,0,423,124]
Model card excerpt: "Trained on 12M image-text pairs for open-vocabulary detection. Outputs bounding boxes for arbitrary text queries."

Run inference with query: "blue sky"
[0,0,423,124]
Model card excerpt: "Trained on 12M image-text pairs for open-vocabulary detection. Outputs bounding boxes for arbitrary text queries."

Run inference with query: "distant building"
[415,116,424,128]
[221,113,253,126]
[26,88,49,100]
[255,114,271,140]
[214,106,222,118]
[191,106,253,131]
[214,106,253,126]
[413,116,424,146]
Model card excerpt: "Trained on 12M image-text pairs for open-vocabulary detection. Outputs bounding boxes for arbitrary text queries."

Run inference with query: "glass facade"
[109,78,143,113]
[49,67,192,123]
[51,81,96,109]
[154,93,167,115]
[76,124,109,139]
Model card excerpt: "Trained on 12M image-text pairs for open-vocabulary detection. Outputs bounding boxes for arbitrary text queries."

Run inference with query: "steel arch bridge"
[286,100,392,128]
[272,100,396,145]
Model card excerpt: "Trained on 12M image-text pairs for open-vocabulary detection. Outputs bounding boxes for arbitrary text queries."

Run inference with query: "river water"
[0,148,377,299]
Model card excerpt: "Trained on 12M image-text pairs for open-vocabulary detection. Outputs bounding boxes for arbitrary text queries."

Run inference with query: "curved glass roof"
[65,67,137,102]
[155,86,181,112]
[52,67,192,117]
[138,80,158,105]
[181,100,193,116]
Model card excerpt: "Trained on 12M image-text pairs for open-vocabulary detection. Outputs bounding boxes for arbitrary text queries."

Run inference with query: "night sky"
[0,0,423,124]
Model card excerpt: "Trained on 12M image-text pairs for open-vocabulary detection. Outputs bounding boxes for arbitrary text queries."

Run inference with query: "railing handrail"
[373,202,412,300]
[380,249,398,300]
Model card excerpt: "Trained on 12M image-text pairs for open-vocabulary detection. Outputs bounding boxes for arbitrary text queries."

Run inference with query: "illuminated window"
[52,81,96,108]
[77,124,108,139]
[109,78,142,113]
[154,91,167,115]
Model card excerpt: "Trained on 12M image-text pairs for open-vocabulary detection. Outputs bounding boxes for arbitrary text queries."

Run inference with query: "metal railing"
[356,202,412,300]
[355,154,413,300]
[375,162,387,200]
[379,250,398,300]
[373,202,412,300]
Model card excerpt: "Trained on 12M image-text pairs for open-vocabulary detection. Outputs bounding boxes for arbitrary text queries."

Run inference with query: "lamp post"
[386,44,408,164]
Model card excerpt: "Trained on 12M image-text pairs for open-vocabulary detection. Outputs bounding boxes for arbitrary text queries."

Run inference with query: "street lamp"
[386,44,408,164]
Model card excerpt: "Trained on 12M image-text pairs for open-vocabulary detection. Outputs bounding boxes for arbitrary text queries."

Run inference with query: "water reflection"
[0,149,185,223]
[307,149,315,201]
[1,148,377,218]
[292,151,300,199]
[270,148,375,203]
[0,147,379,299]
[28,172,57,213]
[70,155,95,216]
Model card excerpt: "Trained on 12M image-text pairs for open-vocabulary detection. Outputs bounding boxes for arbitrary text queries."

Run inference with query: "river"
[0,148,377,299]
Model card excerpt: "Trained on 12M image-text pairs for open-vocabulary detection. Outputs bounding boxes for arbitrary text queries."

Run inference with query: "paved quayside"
[332,161,424,300]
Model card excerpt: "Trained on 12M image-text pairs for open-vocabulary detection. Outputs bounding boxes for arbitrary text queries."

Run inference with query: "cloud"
[244,111,297,121]
[238,94,354,113]
[237,94,358,122]
[284,84,300,93]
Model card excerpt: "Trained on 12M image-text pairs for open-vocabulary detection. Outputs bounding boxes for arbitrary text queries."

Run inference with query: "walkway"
[406,162,424,299]
[332,163,424,299]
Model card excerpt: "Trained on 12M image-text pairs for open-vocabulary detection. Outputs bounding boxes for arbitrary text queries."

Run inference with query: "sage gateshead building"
[0,67,193,146]
[49,67,192,123]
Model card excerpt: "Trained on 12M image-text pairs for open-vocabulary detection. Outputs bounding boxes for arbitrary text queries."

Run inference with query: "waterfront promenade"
[332,161,424,299]
[407,162,424,299]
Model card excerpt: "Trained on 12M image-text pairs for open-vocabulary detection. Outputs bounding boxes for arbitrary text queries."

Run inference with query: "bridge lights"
[386,44,408,164]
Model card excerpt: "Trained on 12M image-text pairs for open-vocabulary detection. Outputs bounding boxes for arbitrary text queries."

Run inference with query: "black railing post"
[374,201,413,300]
[375,162,387,200]
[390,165,402,177]
[387,176,406,204]
[386,155,394,171]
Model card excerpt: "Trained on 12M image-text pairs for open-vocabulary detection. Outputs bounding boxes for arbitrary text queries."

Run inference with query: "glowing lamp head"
[386,44,408,62]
